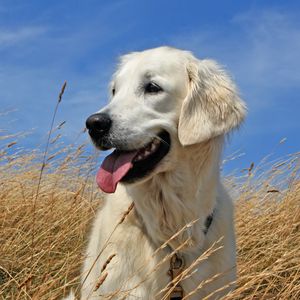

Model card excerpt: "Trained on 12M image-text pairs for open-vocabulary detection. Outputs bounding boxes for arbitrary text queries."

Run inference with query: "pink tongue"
[96,150,137,193]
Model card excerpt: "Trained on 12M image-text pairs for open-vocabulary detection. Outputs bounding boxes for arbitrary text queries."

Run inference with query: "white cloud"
[169,8,300,106]
[231,9,300,88]
[0,26,46,48]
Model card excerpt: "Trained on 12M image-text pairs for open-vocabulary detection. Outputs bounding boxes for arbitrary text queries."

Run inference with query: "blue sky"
[0,0,299,173]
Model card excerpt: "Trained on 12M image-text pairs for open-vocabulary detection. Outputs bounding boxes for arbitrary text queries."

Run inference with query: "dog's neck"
[126,137,223,253]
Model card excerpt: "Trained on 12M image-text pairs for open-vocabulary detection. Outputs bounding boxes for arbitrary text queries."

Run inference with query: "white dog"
[66,46,246,300]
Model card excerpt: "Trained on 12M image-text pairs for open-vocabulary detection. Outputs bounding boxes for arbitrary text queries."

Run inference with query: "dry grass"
[0,86,299,299]
[0,142,102,299]
[225,154,300,300]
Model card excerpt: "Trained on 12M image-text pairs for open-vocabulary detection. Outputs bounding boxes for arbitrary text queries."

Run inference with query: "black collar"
[203,212,214,235]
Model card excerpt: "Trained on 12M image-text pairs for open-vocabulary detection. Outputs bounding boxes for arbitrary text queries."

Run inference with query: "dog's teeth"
[134,154,142,161]
[134,139,161,162]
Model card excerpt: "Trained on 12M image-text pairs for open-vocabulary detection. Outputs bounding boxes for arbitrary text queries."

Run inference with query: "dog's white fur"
[67,47,246,299]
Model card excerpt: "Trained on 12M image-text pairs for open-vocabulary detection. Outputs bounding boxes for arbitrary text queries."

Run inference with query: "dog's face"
[86,47,246,193]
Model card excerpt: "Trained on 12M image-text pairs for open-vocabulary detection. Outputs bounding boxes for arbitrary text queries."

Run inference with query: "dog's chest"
[97,216,211,300]
[97,221,170,299]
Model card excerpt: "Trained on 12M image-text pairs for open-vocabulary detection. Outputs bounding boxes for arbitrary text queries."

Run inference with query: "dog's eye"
[112,88,116,96]
[144,82,163,94]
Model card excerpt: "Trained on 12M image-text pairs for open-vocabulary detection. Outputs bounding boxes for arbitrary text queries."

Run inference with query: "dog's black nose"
[86,113,112,135]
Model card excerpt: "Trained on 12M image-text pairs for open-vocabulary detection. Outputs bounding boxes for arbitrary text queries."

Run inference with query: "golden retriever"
[65,46,246,300]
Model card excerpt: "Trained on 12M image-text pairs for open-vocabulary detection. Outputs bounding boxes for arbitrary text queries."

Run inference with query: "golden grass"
[225,155,300,300]
[0,143,101,299]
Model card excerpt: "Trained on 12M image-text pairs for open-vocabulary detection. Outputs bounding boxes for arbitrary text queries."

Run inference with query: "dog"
[66,46,246,300]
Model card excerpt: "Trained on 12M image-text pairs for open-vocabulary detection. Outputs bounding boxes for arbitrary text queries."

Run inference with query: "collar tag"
[168,253,185,300]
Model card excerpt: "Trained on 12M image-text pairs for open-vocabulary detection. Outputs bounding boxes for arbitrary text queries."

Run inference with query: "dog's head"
[86,47,246,193]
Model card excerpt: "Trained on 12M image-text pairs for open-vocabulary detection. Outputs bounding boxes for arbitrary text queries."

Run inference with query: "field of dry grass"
[1,86,299,299]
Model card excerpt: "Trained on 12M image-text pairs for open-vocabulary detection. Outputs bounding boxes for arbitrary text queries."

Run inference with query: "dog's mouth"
[96,131,171,193]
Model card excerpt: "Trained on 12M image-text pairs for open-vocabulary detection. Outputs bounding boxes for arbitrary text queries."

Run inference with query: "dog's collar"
[203,212,214,235]
[167,213,214,299]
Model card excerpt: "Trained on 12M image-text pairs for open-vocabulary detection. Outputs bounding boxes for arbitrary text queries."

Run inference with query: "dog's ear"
[178,58,246,146]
